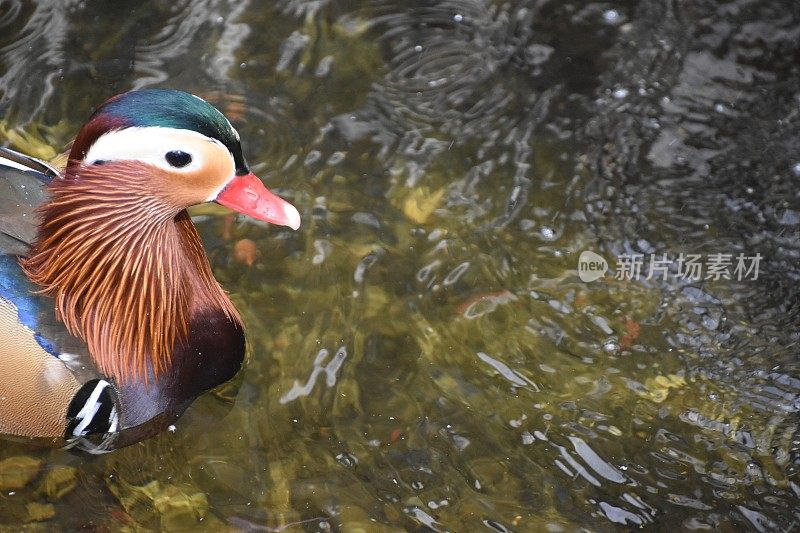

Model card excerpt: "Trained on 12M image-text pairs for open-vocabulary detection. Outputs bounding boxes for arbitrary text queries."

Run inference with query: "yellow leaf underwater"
[0,120,70,163]
[0,456,42,491]
[403,187,445,224]
[642,374,687,403]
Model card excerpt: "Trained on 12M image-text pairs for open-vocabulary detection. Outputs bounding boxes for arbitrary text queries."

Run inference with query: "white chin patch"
[205,175,234,203]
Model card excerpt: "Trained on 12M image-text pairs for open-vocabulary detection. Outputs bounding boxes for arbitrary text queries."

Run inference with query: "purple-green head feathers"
[69,89,248,174]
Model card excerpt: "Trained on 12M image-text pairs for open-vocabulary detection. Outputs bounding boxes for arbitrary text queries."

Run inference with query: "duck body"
[0,89,300,448]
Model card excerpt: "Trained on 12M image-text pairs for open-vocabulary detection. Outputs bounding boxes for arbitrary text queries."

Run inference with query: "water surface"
[1,0,799,530]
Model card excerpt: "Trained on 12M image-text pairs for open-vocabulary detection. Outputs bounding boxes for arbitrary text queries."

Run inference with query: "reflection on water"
[1,0,799,529]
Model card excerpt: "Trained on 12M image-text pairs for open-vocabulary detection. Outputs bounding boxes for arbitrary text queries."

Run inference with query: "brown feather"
[21,162,241,385]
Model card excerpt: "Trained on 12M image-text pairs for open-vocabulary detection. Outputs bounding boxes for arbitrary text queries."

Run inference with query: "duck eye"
[165,150,192,168]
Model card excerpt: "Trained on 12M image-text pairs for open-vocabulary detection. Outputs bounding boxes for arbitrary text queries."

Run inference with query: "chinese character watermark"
[578,251,762,282]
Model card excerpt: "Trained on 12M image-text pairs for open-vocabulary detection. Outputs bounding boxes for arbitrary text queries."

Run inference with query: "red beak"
[214,172,301,230]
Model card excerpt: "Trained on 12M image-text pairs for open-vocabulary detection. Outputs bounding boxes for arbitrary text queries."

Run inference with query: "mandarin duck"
[0,89,300,448]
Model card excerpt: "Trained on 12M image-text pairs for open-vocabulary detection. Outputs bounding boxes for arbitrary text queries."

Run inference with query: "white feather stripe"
[84,126,233,176]
[72,380,111,435]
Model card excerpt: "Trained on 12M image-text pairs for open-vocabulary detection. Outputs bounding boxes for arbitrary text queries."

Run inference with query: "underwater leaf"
[0,456,43,490]
[25,502,55,522]
[403,187,445,224]
[39,466,78,500]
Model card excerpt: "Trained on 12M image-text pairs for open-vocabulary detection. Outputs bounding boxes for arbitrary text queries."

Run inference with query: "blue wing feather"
[0,149,95,366]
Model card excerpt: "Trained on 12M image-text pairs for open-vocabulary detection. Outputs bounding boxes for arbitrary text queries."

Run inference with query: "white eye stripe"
[84,126,230,174]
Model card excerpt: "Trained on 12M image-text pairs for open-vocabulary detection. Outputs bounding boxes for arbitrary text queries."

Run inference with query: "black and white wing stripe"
[65,379,120,437]
[0,146,59,179]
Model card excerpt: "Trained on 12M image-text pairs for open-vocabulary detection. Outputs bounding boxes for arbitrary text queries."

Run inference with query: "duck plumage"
[0,89,300,448]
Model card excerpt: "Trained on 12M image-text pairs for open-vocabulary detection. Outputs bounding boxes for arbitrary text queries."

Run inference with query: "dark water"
[1,0,799,530]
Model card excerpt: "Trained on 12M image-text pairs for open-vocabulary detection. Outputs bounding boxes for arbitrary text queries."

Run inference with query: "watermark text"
[578,251,762,282]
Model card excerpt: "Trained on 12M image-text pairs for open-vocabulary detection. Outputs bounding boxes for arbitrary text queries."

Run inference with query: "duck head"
[66,89,300,229]
[23,89,300,385]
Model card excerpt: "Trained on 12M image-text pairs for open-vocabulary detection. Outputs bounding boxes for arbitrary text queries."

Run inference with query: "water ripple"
[279,345,348,404]
[0,0,75,124]
[133,0,226,88]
